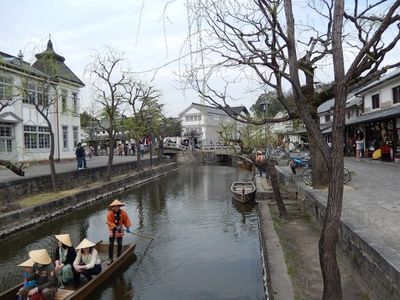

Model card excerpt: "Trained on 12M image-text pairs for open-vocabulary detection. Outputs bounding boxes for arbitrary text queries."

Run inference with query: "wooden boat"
[238,161,252,171]
[231,182,256,204]
[0,242,136,300]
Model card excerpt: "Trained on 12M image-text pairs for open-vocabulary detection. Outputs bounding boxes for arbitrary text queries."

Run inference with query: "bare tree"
[20,78,59,191]
[121,80,162,168]
[186,0,400,298]
[87,48,128,181]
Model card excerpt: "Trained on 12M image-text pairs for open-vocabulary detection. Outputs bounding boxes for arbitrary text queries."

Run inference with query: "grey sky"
[1,0,260,117]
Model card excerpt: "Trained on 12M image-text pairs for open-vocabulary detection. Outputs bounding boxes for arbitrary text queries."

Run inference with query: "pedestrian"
[118,143,123,156]
[54,234,80,288]
[106,199,132,265]
[140,143,145,158]
[75,143,84,169]
[17,258,38,300]
[124,144,128,156]
[24,249,58,300]
[356,136,364,160]
[73,239,102,284]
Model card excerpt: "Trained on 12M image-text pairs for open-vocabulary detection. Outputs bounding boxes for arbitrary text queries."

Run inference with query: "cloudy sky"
[0,0,262,117]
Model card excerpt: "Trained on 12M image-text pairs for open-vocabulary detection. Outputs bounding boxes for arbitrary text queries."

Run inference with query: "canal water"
[0,165,265,299]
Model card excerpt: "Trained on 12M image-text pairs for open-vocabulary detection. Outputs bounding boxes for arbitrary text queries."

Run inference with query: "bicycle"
[302,167,351,186]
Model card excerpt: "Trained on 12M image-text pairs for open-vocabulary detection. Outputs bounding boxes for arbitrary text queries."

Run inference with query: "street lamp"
[146,115,153,167]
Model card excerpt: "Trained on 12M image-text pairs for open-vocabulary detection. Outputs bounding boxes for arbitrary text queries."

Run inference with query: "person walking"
[75,143,84,169]
[106,199,132,265]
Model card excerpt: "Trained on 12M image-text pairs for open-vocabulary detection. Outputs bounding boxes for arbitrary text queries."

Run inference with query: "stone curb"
[255,175,295,300]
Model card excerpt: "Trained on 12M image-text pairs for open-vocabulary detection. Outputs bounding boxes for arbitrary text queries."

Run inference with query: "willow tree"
[186,0,400,298]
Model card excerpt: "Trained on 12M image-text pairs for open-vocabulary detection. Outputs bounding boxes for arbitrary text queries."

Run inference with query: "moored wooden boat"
[238,161,252,171]
[231,182,256,204]
[0,242,136,300]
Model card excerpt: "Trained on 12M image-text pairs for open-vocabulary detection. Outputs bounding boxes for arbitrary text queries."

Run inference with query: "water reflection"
[0,165,265,300]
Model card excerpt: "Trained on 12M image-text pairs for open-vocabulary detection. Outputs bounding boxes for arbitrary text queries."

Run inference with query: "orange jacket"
[107,209,132,237]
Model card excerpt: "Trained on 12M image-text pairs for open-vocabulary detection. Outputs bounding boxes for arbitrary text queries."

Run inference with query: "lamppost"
[158,122,165,161]
[146,115,153,167]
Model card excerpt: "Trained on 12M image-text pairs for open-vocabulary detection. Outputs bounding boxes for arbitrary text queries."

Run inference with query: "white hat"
[29,249,52,265]
[108,199,125,207]
[55,234,72,247]
[76,238,96,250]
[18,258,35,267]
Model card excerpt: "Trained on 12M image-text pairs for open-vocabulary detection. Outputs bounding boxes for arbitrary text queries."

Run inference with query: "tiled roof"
[0,51,48,78]
[356,68,400,95]
[346,105,400,125]
[32,40,85,87]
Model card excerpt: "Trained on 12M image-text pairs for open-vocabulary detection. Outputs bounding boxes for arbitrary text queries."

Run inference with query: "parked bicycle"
[301,167,351,186]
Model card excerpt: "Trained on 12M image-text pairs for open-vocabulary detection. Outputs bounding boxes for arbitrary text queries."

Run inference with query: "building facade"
[0,40,85,162]
[179,102,249,146]
[318,68,400,161]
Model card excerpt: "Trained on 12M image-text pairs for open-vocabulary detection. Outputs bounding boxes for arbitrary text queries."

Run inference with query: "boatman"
[106,199,132,265]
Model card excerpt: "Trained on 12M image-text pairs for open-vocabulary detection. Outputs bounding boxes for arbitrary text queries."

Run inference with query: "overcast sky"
[0,0,262,117]
[2,1,399,117]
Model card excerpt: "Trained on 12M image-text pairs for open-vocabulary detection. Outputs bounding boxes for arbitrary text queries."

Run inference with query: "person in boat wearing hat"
[54,234,80,288]
[73,238,102,284]
[17,258,38,299]
[107,199,132,265]
[23,249,58,300]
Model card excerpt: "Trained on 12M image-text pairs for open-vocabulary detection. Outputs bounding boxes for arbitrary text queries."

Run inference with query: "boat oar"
[106,223,154,240]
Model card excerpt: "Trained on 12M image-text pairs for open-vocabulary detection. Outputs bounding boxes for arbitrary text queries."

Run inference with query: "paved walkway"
[0,155,148,183]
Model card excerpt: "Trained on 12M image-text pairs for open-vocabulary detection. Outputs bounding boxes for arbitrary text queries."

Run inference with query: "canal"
[0,165,265,299]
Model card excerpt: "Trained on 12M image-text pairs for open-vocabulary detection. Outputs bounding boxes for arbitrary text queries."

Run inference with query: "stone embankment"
[0,162,178,239]
[275,166,400,300]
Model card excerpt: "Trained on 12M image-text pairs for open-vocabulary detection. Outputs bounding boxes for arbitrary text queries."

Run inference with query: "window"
[24,125,37,149]
[72,92,78,113]
[62,126,68,148]
[24,125,50,149]
[38,126,50,148]
[73,126,79,147]
[0,75,13,100]
[324,115,330,122]
[372,94,380,109]
[393,86,400,104]
[0,124,13,152]
[37,86,48,107]
[61,90,68,112]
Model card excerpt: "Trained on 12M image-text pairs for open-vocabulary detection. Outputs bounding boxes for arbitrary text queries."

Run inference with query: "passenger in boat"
[17,258,38,299]
[22,249,58,300]
[106,199,132,265]
[54,234,80,288]
[73,238,102,284]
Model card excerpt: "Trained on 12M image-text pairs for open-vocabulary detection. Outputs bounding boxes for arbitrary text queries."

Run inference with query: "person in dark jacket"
[54,234,80,288]
[75,143,85,169]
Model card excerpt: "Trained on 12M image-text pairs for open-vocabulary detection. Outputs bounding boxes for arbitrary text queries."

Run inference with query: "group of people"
[16,199,132,300]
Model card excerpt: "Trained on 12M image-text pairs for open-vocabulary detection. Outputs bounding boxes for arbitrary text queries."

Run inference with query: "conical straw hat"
[108,199,125,207]
[55,234,72,247]
[76,238,96,250]
[18,258,35,267]
[29,249,51,265]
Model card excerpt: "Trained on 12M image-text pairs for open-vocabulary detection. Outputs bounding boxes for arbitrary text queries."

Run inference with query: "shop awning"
[346,106,400,125]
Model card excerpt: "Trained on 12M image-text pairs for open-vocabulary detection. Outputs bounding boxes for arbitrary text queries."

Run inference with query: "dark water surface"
[0,165,265,299]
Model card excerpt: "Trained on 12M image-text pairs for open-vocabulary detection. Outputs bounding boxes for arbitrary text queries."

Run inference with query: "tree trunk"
[49,131,58,192]
[265,159,288,217]
[0,160,25,176]
[307,132,329,188]
[319,1,346,298]
[106,137,115,181]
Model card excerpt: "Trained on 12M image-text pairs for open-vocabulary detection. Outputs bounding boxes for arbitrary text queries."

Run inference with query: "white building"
[179,102,249,145]
[0,40,85,162]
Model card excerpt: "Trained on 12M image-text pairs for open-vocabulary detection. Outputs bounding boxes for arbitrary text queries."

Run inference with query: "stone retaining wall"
[0,159,155,204]
[275,166,400,300]
[0,163,178,238]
